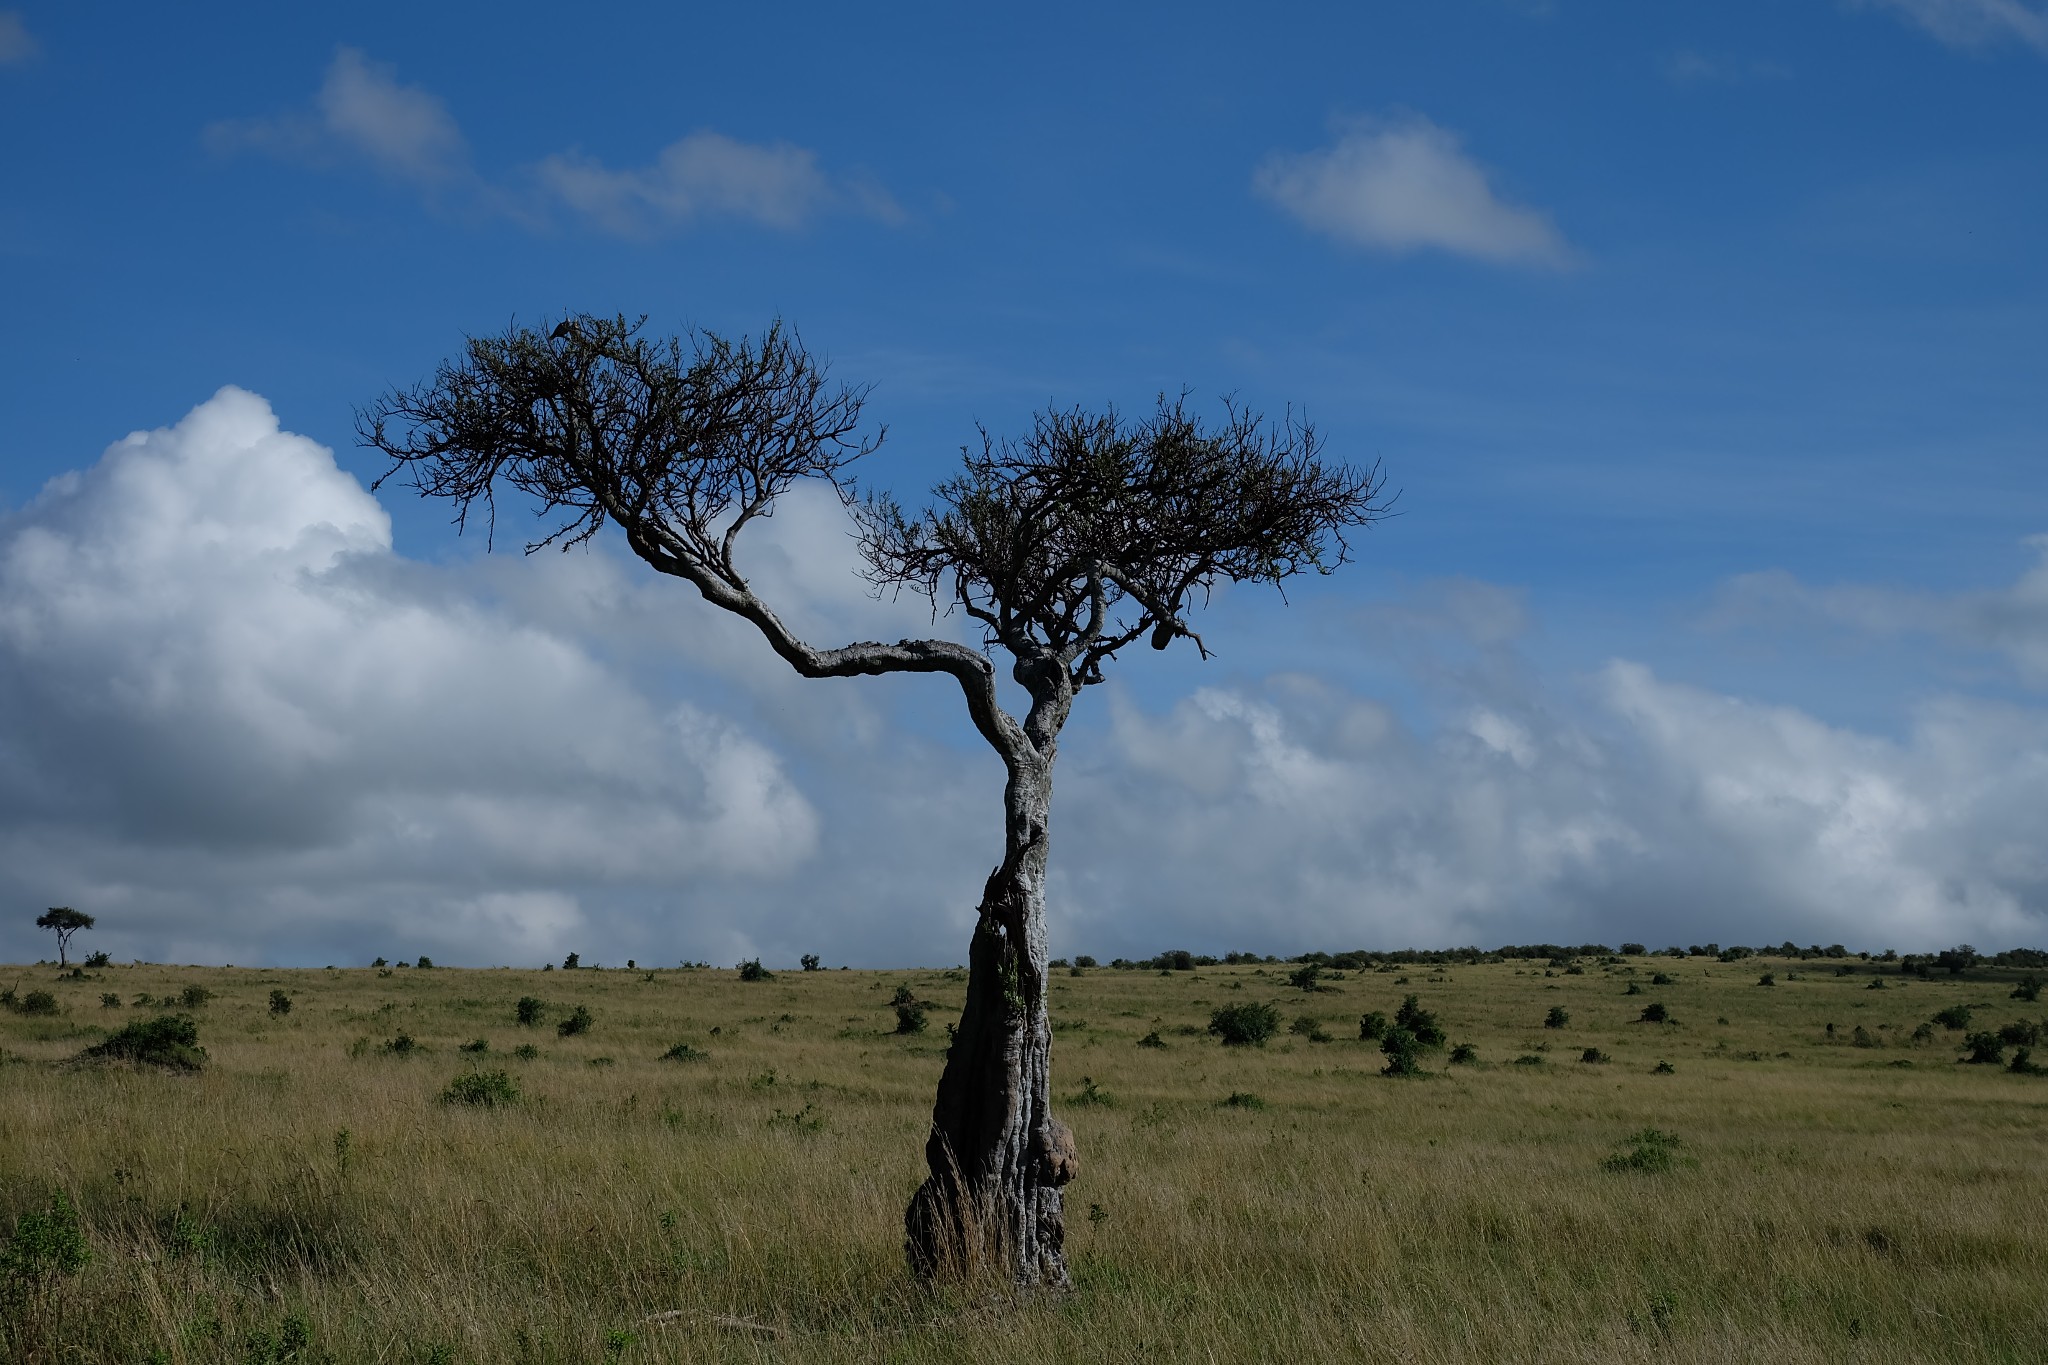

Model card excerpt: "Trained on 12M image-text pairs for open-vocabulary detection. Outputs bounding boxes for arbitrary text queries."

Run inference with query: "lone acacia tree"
[36,907,94,967]
[360,315,1387,1285]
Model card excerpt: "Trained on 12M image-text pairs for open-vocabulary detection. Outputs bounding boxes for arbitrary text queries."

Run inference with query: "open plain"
[2,954,2044,1364]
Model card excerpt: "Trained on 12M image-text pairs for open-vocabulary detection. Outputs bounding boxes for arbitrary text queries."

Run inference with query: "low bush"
[1395,994,1446,1047]
[894,1001,928,1034]
[1651,972,1676,986]
[1136,1031,1166,1049]
[1289,1014,1332,1043]
[441,1070,520,1107]
[1070,1076,1114,1107]
[737,959,774,982]
[1756,972,1776,987]
[459,1038,489,1054]
[513,1043,540,1061]
[2014,976,2042,1003]
[1638,1002,1672,1024]
[557,1005,593,1037]
[2010,1048,2039,1075]
[1208,1002,1280,1046]
[1961,1031,2005,1065]
[383,1033,418,1055]
[1602,1127,1693,1174]
[1287,964,1324,992]
[1933,1004,1973,1031]
[14,989,58,1017]
[1358,1010,1389,1041]
[1653,1060,1676,1074]
[180,985,213,1009]
[660,1042,708,1062]
[1219,1091,1265,1110]
[1997,1019,2042,1047]
[1381,1027,1426,1076]
[1581,1047,1610,1064]
[1512,1054,1544,1067]
[1544,1006,1569,1029]
[77,1014,207,1071]
[514,996,545,1026]
[0,1191,90,1292]
[1448,1042,1478,1064]
[267,989,292,1016]
[99,992,122,1008]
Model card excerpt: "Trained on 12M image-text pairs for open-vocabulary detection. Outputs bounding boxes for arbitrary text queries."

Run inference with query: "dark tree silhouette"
[36,906,94,966]
[359,314,1389,1284]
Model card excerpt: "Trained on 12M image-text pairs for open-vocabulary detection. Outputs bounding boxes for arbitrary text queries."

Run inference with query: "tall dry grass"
[1,955,2043,1362]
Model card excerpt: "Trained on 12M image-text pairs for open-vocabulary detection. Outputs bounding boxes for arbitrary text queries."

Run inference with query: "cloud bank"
[1254,115,1573,268]
[1,393,2043,967]
[206,48,900,233]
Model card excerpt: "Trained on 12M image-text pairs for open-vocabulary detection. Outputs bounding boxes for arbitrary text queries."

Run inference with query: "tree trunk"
[904,760,1075,1287]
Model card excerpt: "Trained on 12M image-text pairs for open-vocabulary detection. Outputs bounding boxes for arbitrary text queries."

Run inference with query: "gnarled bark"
[904,761,1074,1286]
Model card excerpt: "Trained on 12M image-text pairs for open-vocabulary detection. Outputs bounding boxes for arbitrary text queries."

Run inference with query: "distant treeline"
[1057,943,2048,974]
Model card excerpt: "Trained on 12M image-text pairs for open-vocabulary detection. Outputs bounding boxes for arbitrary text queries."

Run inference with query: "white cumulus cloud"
[1254,115,1573,268]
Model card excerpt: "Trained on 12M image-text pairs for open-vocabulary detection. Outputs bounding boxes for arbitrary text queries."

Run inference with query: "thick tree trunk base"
[904,859,1074,1287]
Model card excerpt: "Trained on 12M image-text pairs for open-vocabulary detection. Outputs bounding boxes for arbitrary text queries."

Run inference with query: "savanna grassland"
[2,953,2045,1364]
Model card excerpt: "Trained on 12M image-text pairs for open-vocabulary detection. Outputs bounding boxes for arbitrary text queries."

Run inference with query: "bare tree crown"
[360,315,1388,760]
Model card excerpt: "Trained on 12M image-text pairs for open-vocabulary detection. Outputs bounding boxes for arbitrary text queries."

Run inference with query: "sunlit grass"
[2,956,2044,1362]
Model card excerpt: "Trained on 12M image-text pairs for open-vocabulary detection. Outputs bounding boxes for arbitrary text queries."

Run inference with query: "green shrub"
[1961,1031,2005,1065]
[383,1033,418,1055]
[514,996,545,1026]
[1289,1014,1332,1043]
[1651,972,1676,986]
[1208,1001,1280,1046]
[557,1005,593,1037]
[1999,1019,2041,1047]
[1580,1047,1610,1064]
[737,959,773,982]
[83,951,110,968]
[1756,972,1776,987]
[1286,964,1323,992]
[1933,1004,1973,1031]
[800,954,821,971]
[1638,1002,1671,1024]
[1624,981,1643,995]
[1070,1076,1114,1107]
[1866,978,1888,990]
[0,1192,91,1291]
[660,1043,708,1062]
[1544,1006,1569,1029]
[1512,1054,1544,1066]
[77,1014,207,1071]
[1358,1010,1389,1041]
[2014,976,2042,1003]
[180,985,213,1009]
[1448,1043,1478,1064]
[1395,995,1445,1046]
[459,1038,489,1054]
[1381,1027,1426,1076]
[1911,1021,1936,1044]
[2010,1048,2039,1075]
[441,1069,520,1107]
[99,992,122,1008]
[1653,1060,1676,1074]
[894,1001,928,1034]
[15,989,58,1016]
[1136,1031,1166,1049]
[1602,1128,1693,1174]
[267,989,292,1016]
[1219,1091,1266,1110]
[513,1044,540,1061]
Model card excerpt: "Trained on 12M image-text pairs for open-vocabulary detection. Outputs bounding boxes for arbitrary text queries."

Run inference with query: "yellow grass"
[2,956,2044,1363]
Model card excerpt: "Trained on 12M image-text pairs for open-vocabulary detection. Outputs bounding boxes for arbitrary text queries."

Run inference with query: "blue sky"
[2,2,2045,966]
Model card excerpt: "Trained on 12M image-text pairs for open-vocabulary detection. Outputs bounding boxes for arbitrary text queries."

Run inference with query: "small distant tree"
[1543,1006,1569,1029]
[801,954,822,972]
[35,907,93,967]
[561,952,580,970]
[362,313,1386,1286]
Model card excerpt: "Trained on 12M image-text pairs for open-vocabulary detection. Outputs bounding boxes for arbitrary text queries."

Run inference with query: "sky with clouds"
[1,1,2045,966]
